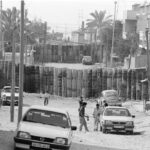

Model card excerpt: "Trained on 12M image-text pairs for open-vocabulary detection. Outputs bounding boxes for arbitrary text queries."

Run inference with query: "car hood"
[103,116,133,122]
[18,122,70,139]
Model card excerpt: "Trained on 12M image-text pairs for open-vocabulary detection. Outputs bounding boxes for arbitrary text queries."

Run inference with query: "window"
[23,109,70,128]
[104,108,131,117]
[105,91,118,97]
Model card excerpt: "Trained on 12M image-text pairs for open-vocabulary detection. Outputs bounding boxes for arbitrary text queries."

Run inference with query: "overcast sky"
[3,0,145,34]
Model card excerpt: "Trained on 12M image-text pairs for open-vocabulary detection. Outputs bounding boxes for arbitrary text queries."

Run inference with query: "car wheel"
[14,145,19,150]
[2,101,5,106]
[102,126,106,133]
[128,131,133,135]
[100,126,102,131]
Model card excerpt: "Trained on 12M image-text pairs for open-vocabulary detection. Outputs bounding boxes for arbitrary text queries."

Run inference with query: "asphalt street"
[0,130,129,150]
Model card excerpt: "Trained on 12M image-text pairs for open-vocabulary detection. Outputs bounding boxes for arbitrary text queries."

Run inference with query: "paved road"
[0,130,128,150]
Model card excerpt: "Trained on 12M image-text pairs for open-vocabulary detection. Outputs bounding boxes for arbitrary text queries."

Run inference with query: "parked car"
[14,105,77,150]
[0,86,19,106]
[100,106,135,134]
[82,56,93,65]
[98,89,122,106]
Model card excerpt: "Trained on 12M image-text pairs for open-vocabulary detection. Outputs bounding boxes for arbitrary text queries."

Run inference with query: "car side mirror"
[132,115,135,118]
[71,126,77,131]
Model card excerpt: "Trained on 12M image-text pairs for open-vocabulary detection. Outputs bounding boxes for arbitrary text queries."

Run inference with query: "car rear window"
[23,109,70,128]
[4,87,19,93]
[104,108,131,117]
[105,91,118,97]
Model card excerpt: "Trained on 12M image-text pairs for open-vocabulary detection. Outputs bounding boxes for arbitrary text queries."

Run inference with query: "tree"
[26,19,51,44]
[86,10,112,41]
[126,32,139,69]
[2,7,20,44]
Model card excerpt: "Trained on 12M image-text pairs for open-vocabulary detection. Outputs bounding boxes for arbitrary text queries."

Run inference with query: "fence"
[0,61,148,101]
[33,44,102,64]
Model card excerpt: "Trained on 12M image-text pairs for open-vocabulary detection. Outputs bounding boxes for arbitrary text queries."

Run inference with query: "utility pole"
[145,27,150,112]
[0,0,2,59]
[43,22,47,63]
[18,0,24,124]
[110,1,117,67]
[10,30,15,122]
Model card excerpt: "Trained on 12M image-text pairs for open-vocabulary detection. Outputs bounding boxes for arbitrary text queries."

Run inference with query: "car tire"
[14,145,19,150]
[100,126,102,131]
[2,101,5,106]
[102,126,106,133]
[128,131,133,135]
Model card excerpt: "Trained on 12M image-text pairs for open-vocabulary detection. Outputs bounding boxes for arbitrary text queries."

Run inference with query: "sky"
[2,0,146,35]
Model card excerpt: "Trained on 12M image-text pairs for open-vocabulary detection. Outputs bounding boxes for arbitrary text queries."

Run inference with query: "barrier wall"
[33,44,101,64]
[0,61,148,101]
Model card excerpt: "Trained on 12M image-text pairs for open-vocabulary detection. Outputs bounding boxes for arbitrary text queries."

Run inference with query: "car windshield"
[105,91,118,97]
[4,87,19,93]
[23,109,70,128]
[104,108,131,117]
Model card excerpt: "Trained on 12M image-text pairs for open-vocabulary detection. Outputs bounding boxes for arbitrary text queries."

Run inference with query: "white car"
[100,106,135,134]
[1,86,19,105]
[99,90,122,107]
[82,56,93,65]
[14,105,77,150]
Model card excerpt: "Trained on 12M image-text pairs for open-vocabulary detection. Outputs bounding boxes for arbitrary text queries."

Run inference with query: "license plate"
[114,125,124,129]
[32,142,50,149]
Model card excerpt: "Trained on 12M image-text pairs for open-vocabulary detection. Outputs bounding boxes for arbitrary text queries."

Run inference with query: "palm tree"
[2,7,20,44]
[86,10,112,42]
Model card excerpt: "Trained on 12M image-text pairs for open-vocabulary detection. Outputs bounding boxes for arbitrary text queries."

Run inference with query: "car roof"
[27,105,68,115]
[3,86,19,89]
[105,106,128,109]
[102,89,117,93]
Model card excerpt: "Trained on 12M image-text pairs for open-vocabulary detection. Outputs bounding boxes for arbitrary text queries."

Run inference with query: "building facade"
[123,2,150,47]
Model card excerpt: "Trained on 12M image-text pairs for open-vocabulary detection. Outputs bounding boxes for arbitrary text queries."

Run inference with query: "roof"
[105,106,127,109]
[3,86,19,89]
[102,89,117,93]
[27,105,68,115]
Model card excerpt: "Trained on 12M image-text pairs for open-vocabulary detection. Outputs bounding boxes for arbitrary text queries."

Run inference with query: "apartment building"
[123,2,150,47]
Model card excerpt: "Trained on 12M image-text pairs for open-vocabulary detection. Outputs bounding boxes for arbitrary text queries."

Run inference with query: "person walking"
[93,103,101,131]
[79,102,89,132]
[78,96,83,111]
[103,100,108,108]
[43,91,50,106]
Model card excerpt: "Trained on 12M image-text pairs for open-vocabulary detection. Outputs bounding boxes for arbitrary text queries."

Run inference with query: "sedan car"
[82,56,93,65]
[1,86,19,106]
[14,105,77,150]
[100,106,135,134]
[99,90,122,107]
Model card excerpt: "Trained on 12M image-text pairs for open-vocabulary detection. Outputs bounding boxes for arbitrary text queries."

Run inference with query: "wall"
[0,61,148,101]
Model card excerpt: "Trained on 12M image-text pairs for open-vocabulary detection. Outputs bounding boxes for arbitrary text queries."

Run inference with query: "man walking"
[43,91,50,106]
[93,103,101,131]
[79,102,89,132]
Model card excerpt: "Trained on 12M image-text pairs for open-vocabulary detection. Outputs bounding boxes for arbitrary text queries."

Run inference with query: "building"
[71,30,85,44]
[71,21,96,44]
[4,45,35,65]
[123,2,150,47]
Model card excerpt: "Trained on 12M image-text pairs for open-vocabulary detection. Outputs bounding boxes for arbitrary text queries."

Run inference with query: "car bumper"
[3,100,18,105]
[14,137,70,150]
[103,125,134,132]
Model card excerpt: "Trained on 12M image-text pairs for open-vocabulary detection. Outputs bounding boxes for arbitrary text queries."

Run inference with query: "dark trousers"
[79,116,89,131]
[44,98,49,106]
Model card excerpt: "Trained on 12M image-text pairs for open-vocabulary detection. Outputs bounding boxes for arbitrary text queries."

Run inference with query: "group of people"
[78,96,108,132]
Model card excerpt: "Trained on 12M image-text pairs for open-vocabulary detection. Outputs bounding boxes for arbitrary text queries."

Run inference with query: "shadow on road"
[106,130,145,136]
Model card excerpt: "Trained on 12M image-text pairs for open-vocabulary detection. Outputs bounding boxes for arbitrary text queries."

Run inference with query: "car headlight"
[54,137,68,145]
[104,120,112,125]
[126,121,133,126]
[17,131,31,139]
